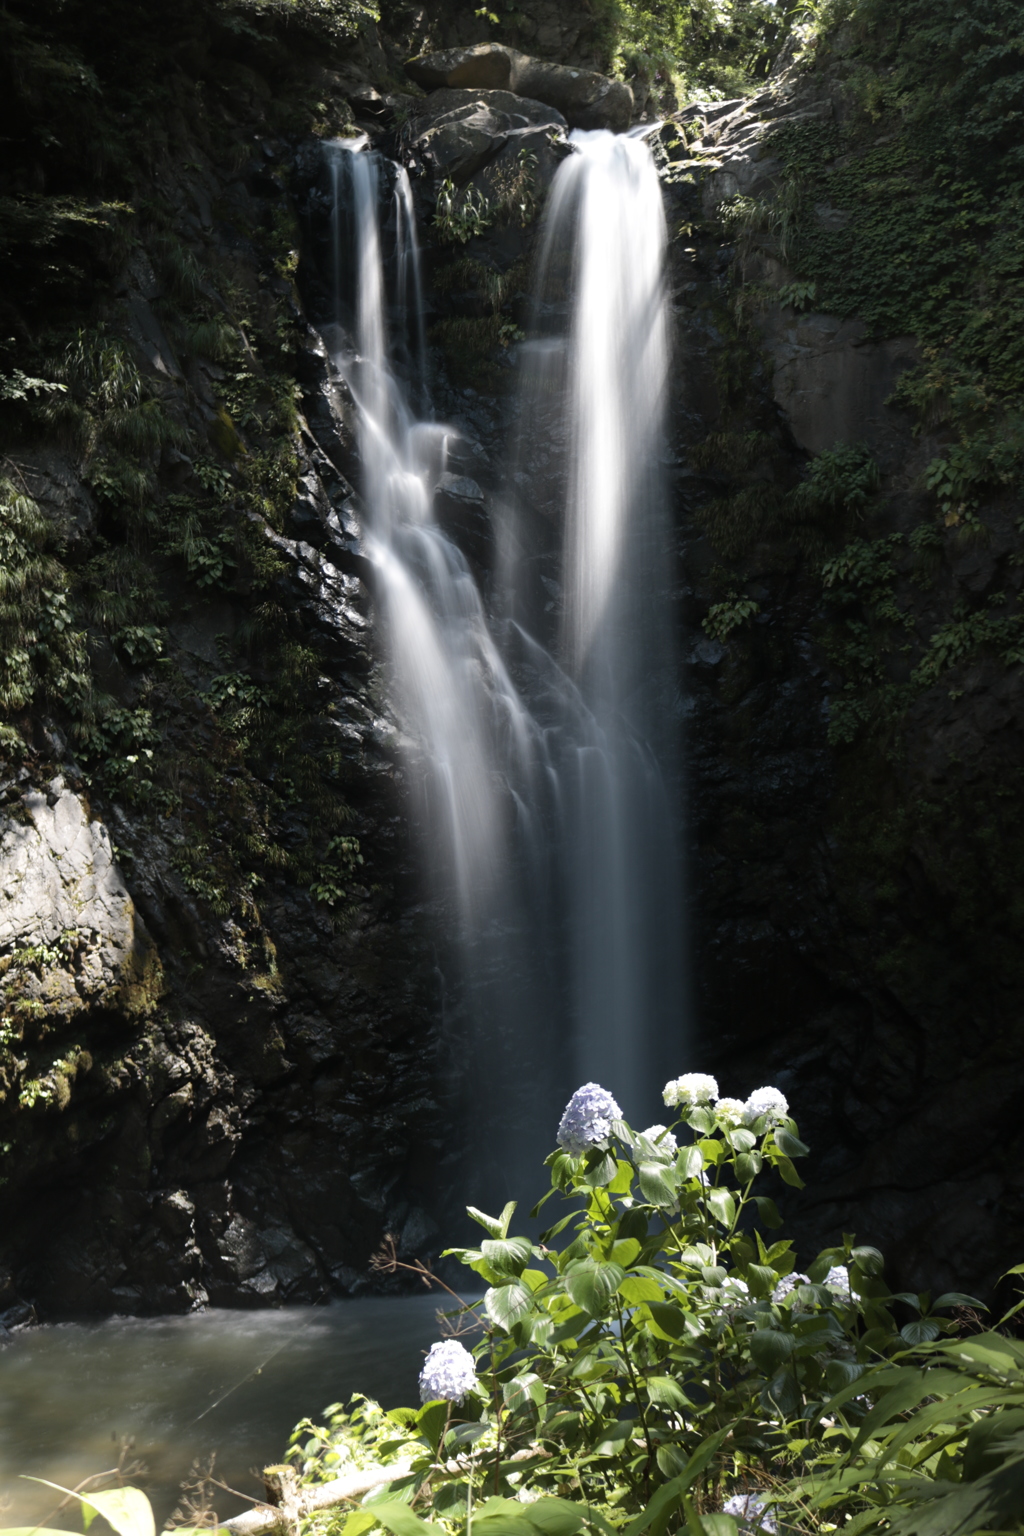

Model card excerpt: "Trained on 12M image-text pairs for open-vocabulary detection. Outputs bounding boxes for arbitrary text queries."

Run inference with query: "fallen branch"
[220,1462,413,1536]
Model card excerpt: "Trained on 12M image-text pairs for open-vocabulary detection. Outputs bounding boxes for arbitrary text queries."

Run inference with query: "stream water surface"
[0,1297,442,1529]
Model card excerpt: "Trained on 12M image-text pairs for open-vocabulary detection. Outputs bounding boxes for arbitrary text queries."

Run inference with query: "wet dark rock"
[406,43,633,131]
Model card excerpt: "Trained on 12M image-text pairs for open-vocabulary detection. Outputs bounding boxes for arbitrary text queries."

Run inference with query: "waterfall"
[321,130,682,1201]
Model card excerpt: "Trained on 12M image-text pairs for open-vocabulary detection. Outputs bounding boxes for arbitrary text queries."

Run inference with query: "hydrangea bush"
[285,1076,991,1536]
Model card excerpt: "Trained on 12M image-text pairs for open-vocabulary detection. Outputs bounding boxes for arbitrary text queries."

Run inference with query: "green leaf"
[468,1205,508,1238]
[754,1196,782,1229]
[22,1485,154,1536]
[646,1301,688,1339]
[748,1328,796,1372]
[646,1375,690,1409]
[934,1291,986,1310]
[520,1499,588,1536]
[503,1372,546,1411]
[900,1319,943,1345]
[678,1146,705,1180]
[696,1520,738,1536]
[582,1151,619,1188]
[608,1159,635,1194]
[369,1502,442,1536]
[687,1107,715,1134]
[706,1187,736,1228]
[744,1264,777,1297]
[482,1236,533,1277]
[639,1161,679,1207]
[850,1245,885,1276]
[619,1275,664,1305]
[622,1426,733,1536]
[734,1151,762,1183]
[485,1282,534,1332]
[776,1156,805,1189]
[416,1398,450,1452]
[565,1260,626,1316]
[726,1128,756,1153]
[657,1443,691,1478]
[773,1127,810,1158]
[595,1421,635,1454]
[343,1513,383,1536]
[611,1237,642,1266]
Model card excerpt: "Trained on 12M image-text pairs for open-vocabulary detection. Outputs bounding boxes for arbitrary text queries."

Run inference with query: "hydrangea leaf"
[482,1236,533,1277]
[773,1127,810,1159]
[706,1187,736,1228]
[639,1161,679,1206]
[485,1281,534,1331]
[565,1259,626,1316]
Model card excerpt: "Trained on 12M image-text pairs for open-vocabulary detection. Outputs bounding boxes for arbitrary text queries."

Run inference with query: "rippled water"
[0,1296,443,1529]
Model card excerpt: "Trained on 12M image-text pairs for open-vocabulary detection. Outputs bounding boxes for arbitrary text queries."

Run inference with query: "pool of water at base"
[0,1294,447,1530]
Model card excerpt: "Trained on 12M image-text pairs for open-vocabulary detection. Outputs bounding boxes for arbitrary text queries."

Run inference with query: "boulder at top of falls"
[408,88,567,184]
[406,43,634,133]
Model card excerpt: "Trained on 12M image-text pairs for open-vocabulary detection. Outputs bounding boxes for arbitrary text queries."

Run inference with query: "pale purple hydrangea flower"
[418,1339,479,1404]
[772,1271,810,1302]
[663,1072,719,1108]
[714,1096,747,1126]
[743,1086,789,1126]
[557,1082,622,1156]
[825,1263,852,1296]
[641,1124,678,1154]
[722,1494,777,1534]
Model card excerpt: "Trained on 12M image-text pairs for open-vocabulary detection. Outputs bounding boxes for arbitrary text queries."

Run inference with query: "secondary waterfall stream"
[324,130,681,1199]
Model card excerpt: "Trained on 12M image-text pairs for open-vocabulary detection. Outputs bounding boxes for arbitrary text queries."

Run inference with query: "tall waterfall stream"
[325,128,682,1199]
[0,130,683,1521]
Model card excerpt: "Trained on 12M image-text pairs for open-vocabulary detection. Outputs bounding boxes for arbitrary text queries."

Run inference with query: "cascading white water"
[322,129,681,1198]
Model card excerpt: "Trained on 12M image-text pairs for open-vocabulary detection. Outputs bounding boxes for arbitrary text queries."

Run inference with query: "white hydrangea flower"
[641,1124,678,1154]
[556,1082,622,1156]
[418,1339,479,1404]
[772,1272,810,1302]
[825,1264,852,1296]
[663,1072,719,1108]
[714,1096,747,1126]
[743,1086,789,1126]
[709,1276,749,1309]
[722,1494,777,1534]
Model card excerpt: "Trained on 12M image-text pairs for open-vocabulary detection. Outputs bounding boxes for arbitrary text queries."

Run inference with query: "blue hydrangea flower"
[722,1494,777,1533]
[662,1072,719,1108]
[418,1338,479,1404]
[743,1086,789,1125]
[556,1082,622,1156]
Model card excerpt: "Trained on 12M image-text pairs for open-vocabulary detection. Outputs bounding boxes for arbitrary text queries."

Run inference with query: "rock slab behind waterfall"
[406,43,634,132]
[407,87,568,184]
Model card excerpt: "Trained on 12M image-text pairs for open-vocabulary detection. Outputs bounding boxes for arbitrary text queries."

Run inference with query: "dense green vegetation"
[0,0,379,932]
[23,1075,1024,1536]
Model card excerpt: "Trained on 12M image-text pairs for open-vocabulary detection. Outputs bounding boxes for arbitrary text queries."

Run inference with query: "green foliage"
[281,1090,1024,1536]
[0,478,88,715]
[309,835,363,906]
[704,594,760,642]
[434,180,496,246]
[77,705,161,805]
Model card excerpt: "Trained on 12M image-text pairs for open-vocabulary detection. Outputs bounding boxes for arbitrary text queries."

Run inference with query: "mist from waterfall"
[322,131,681,1201]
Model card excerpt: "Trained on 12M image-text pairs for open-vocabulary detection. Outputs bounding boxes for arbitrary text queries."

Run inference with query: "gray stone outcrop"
[407,87,567,185]
[406,43,634,132]
[0,779,143,1016]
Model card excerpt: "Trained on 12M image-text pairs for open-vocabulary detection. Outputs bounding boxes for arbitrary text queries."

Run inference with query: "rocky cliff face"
[1,0,1021,1317]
